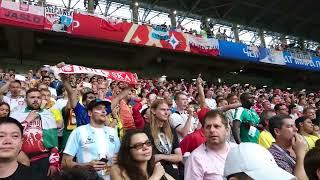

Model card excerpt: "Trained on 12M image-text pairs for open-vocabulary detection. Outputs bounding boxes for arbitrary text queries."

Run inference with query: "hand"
[154,154,163,162]
[187,106,194,116]
[112,155,118,165]
[88,160,107,171]
[47,165,59,176]
[150,162,165,180]
[292,133,307,157]
[97,89,105,100]
[56,62,65,68]
[196,74,203,85]
[41,99,48,108]
[25,110,39,124]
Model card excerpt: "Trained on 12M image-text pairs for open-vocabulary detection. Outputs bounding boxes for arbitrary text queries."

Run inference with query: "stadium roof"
[111,0,320,42]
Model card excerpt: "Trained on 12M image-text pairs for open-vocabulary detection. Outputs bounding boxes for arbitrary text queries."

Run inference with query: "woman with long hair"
[110,129,174,180]
[0,102,10,118]
[145,99,183,179]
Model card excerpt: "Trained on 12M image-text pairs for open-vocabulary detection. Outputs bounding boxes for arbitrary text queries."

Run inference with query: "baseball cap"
[86,99,111,113]
[224,143,296,180]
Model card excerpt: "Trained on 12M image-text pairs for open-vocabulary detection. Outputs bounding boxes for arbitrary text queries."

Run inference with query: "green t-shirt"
[233,107,260,143]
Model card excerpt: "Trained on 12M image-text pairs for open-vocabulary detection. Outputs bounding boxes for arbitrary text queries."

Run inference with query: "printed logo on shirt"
[84,136,95,144]
[109,135,115,143]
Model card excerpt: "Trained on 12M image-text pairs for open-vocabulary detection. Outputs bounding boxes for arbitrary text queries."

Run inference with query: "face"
[305,109,316,120]
[3,73,10,81]
[41,90,51,101]
[26,91,41,110]
[277,105,289,116]
[300,119,314,134]
[151,103,170,122]
[9,82,21,96]
[206,90,214,98]
[313,125,320,135]
[204,116,228,146]
[272,96,281,104]
[228,95,239,104]
[0,105,9,118]
[242,94,254,107]
[176,94,188,110]
[89,104,107,124]
[129,133,152,162]
[84,93,96,106]
[97,84,107,93]
[218,100,228,107]
[42,78,51,86]
[0,123,22,160]
[262,101,271,110]
[143,109,151,123]
[258,96,266,103]
[38,84,48,91]
[275,118,297,143]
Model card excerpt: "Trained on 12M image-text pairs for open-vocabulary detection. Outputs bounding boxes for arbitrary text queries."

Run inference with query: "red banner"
[0,0,44,29]
[51,64,138,85]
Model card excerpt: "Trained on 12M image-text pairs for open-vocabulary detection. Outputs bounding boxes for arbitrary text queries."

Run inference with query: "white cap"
[224,143,296,180]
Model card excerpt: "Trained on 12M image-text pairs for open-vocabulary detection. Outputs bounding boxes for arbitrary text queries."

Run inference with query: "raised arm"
[111,87,131,111]
[196,75,207,109]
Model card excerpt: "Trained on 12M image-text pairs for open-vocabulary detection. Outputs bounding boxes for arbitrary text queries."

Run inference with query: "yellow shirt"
[304,135,319,151]
[258,130,275,149]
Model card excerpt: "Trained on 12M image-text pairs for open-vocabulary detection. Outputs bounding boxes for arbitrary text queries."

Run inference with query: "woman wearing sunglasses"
[110,129,174,180]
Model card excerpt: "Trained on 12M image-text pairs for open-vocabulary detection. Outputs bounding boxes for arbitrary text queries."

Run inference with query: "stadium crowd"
[0,63,319,180]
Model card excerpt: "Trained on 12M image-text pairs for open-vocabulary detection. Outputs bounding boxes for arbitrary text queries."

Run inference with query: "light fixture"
[161,75,167,78]
[207,18,210,22]
[218,78,221,83]
[287,88,291,90]
[134,2,139,6]
[263,85,267,88]
[239,69,243,72]
[173,10,177,15]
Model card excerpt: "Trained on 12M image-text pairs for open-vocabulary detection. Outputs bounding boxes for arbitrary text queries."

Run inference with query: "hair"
[269,115,292,138]
[10,80,21,86]
[42,75,51,81]
[150,99,173,145]
[259,110,276,127]
[227,93,237,100]
[288,104,297,114]
[117,129,155,180]
[0,117,23,136]
[303,107,315,114]
[26,88,40,97]
[141,107,149,119]
[217,98,227,105]
[240,92,250,101]
[295,116,309,132]
[202,110,228,128]
[40,88,51,94]
[174,91,186,101]
[274,103,285,112]
[227,172,252,180]
[0,102,10,117]
[49,165,99,180]
[304,139,320,180]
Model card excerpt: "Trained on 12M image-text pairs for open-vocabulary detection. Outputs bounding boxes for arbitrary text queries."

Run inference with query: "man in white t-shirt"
[42,76,57,98]
[205,89,217,110]
[62,99,120,180]
[170,92,199,142]
[0,80,25,112]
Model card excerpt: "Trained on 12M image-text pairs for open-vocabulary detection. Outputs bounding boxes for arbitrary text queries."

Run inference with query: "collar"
[24,107,44,113]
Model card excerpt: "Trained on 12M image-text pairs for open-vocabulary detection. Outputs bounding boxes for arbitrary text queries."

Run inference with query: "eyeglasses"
[130,140,152,150]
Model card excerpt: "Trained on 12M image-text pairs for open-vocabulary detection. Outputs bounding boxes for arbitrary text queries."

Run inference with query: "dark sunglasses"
[130,140,152,150]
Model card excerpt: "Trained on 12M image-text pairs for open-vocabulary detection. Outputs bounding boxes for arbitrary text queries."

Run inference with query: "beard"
[28,103,40,110]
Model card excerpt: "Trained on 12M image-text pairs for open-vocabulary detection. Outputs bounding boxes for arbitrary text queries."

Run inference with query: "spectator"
[0,102,10,118]
[268,115,308,179]
[10,88,60,179]
[205,88,217,110]
[304,140,320,180]
[295,116,319,151]
[110,129,174,180]
[185,110,236,179]
[253,94,265,115]
[304,107,317,120]
[232,93,260,144]
[42,76,57,98]
[274,103,289,116]
[169,92,198,142]
[289,104,300,120]
[0,80,25,112]
[262,100,272,111]
[0,117,39,179]
[271,95,281,109]
[258,110,276,149]
[145,99,182,179]
[62,99,120,179]
[224,143,296,180]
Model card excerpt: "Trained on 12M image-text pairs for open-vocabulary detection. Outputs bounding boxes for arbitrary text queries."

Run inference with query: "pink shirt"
[184,142,236,180]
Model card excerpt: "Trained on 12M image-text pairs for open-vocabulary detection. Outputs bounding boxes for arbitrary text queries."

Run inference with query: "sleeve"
[184,154,204,180]
[169,114,183,130]
[258,133,271,149]
[171,128,180,150]
[132,102,145,129]
[233,108,244,122]
[63,129,80,156]
[74,102,90,126]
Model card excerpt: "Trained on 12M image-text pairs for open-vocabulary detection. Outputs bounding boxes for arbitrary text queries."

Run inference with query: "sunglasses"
[130,140,152,150]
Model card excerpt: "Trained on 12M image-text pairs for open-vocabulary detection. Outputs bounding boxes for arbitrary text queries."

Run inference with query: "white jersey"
[3,95,26,113]
[169,111,198,142]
